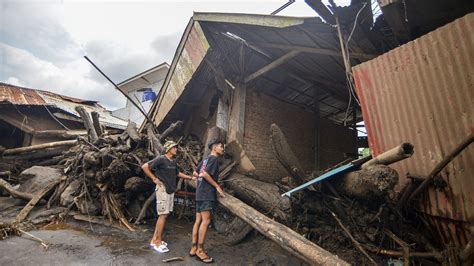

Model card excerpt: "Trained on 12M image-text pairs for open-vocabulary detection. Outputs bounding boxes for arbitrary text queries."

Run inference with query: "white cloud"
[1,0,351,112]
[0,42,126,109]
[5,77,24,87]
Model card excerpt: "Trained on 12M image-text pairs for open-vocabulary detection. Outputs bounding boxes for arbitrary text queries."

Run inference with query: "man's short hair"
[207,139,223,150]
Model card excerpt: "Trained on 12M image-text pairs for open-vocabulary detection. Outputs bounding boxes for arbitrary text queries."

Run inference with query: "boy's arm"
[201,171,225,198]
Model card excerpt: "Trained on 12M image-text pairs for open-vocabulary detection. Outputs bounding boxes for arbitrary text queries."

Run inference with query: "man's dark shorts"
[196,200,216,212]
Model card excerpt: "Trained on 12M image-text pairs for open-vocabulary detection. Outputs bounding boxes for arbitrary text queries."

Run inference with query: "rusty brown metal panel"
[353,13,474,247]
[153,21,209,126]
[0,83,46,105]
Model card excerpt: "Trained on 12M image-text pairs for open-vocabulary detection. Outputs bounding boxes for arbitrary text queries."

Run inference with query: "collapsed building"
[1,1,473,265]
[0,82,126,151]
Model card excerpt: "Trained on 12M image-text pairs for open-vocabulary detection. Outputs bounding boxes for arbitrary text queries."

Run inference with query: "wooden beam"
[0,113,34,133]
[245,50,300,83]
[3,140,77,156]
[250,42,377,61]
[305,0,336,25]
[314,87,321,171]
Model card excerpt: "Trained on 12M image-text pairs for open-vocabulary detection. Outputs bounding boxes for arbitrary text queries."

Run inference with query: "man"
[189,139,225,263]
[142,140,194,253]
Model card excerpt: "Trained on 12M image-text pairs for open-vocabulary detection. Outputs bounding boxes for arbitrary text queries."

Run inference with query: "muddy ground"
[0,197,304,266]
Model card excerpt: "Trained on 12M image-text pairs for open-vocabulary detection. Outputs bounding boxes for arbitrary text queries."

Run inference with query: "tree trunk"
[184,178,345,265]
[75,106,99,142]
[226,174,291,223]
[33,130,87,139]
[218,192,349,265]
[337,164,399,198]
[269,123,305,184]
[3,140,77,156]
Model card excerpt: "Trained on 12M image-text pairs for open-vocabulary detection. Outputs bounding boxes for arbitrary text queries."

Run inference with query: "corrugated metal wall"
[353,13,474,247]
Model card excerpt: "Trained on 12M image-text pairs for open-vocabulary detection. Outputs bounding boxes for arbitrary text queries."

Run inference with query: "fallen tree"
[218,192,349,265]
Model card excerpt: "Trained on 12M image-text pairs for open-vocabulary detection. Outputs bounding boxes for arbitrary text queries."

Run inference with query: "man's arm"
[200,171,225,198]
[142,163,163,187]
[177,172,195,181]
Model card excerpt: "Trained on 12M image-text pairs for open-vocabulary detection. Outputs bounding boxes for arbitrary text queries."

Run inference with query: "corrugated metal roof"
[0,83,47,105]
[0,83,127,130]
[145,12,388,130]
[37,91,127,130]
[353,13,474,248]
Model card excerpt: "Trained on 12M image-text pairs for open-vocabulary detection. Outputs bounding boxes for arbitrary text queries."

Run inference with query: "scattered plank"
[16,179,62,222]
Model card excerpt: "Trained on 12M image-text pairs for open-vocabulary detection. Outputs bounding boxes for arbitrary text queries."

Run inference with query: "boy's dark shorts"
[196,200,216,212]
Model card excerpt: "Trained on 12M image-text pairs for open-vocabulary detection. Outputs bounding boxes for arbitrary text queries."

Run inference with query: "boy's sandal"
[189,246,197,257]
[196,252,214,263]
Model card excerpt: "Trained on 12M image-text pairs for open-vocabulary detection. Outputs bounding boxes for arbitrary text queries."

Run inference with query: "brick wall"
[243,90,315,181]
[243,89,356,182]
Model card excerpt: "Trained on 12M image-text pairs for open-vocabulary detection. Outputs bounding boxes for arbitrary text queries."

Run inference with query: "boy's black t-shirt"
[148,155,179,194]
[195,155,219,201]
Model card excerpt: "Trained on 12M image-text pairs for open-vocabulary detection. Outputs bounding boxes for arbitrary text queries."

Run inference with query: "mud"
[0,197,303,265]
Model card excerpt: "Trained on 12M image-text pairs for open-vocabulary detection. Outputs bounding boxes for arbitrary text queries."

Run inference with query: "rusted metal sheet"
[0,83,46,105]
[37,91,127,130]
[353,13,474,247]
[0,83,126,130]
[152,20,209,126]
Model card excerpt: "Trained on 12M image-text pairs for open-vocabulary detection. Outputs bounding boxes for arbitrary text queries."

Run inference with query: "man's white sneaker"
[153,244,169,253]
[150,241,167,247]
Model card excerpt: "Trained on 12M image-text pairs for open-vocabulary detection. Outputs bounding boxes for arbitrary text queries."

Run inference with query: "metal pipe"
[361,143,414,169]
[271,0,295,15]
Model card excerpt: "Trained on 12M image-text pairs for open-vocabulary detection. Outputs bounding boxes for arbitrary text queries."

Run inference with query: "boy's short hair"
[207,139,224,149]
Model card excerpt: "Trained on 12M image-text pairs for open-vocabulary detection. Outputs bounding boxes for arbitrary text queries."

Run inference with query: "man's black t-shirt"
[148,155,179,194]
[195,155,219,201]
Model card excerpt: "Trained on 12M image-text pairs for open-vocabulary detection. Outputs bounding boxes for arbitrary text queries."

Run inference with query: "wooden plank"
[245,51,300,83]
[16,179,62,222]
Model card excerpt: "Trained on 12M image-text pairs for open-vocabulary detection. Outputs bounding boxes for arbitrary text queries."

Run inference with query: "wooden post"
[314,86,321,171]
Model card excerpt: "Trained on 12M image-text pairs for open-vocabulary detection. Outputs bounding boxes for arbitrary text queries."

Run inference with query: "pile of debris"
[0,108,452,265]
